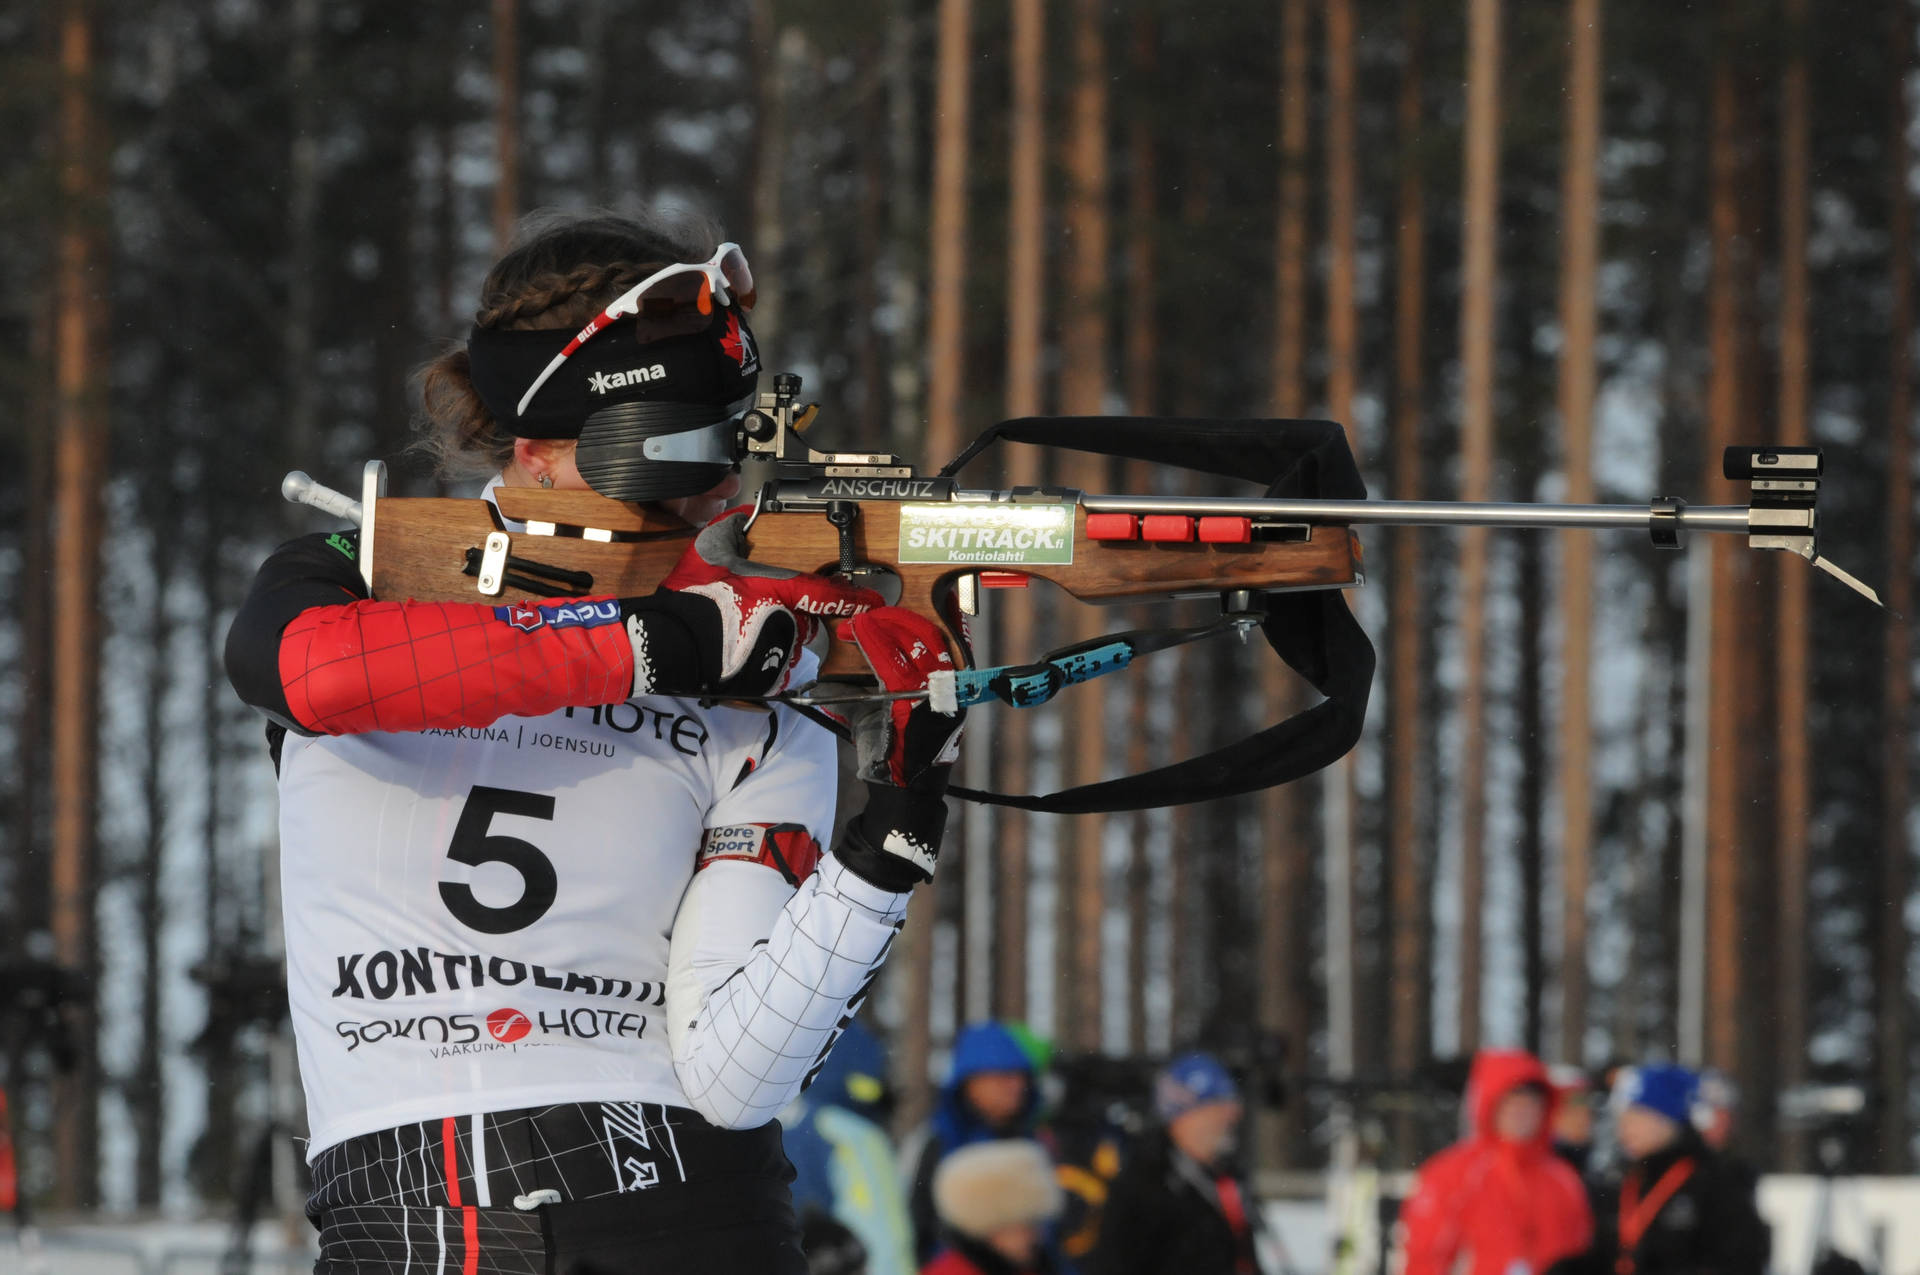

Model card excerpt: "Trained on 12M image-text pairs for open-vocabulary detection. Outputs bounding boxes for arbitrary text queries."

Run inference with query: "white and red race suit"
[225,491,910,1162]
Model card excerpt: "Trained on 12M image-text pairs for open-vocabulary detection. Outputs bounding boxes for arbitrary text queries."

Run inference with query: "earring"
[537,473,553,489]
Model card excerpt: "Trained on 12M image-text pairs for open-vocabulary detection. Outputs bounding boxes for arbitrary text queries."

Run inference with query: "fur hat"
[932,1139,1063,1239]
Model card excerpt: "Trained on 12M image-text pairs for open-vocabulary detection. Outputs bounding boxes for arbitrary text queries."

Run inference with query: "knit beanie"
[1619,1063,1700,1126]
[1155,1052,1241,1123]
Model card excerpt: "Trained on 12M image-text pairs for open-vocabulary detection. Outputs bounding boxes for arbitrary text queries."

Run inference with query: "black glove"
[825,608,966,892]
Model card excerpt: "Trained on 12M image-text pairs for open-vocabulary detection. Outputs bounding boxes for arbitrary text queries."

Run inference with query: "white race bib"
[277,690,836,1157]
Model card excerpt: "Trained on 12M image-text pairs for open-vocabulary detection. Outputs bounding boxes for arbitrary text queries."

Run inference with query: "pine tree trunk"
[196,492,239,1204]
[1876,0,1914,1170]
[1518,537,1547,1053]
[1702,15,1775,1090]
[886,0,924,450]
[373,110,420,463]
[1260,0,1315,1167]
[1166,719,1194,1047]
[286,0,320,490]
[1774,0,1813,1170]
[1555,0,1602,1065]
[898,0,975,1133]
[1323,0,1364,1080]
[51,0,104,1208]
[491,0,520,250]
[1455,0,1504,1056]
[434,22,460,345]
[1652,89,1705,1059]
[995,0,1045,1024]
[1123,7,1158,1056]
[1274,0,1310,416]
[746,1,787,348]
[1169,165,1215,1051]
[855,64,892,444]
[1387,0,1429,1165]
[1058,0,1110,1056]
[582,0,609,204]
[10,306,54,1136]
[925,0,973,468]
[1702,41,1740,1075]
[1325,0,1357,435]
[133,527,176,1207]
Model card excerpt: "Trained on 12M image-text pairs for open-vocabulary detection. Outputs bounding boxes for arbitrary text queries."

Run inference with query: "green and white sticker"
[898,502,1076,565]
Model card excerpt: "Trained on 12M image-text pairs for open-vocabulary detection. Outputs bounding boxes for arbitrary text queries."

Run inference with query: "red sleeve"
[920,1254,974,1275]
[279,595,635,735]
[1397,1148,1465,1275]
[1546,1160,1595,1259]
[0,1090,17,1213]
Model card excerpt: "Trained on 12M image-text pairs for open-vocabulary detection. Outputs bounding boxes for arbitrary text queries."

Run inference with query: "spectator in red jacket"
[1398,1049,1594,1275]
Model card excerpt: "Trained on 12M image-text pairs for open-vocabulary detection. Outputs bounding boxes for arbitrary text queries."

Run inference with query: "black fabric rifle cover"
[938,416,1376,814]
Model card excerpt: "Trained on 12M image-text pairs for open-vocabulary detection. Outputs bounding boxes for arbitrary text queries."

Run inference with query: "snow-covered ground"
[1759,1177,1920,1275]
[0,1219,313,1274]
[4,1178,1916,1275]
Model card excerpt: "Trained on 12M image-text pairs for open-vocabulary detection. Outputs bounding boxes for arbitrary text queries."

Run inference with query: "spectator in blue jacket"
[788,1020,917,1275]
[905,1021,1043,1264]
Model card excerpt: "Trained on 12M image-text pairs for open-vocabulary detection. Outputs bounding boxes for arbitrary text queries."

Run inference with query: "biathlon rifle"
[282,372,1881,813]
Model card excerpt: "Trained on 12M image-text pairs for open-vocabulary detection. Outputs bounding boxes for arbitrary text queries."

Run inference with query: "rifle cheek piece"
[574,398,751,502]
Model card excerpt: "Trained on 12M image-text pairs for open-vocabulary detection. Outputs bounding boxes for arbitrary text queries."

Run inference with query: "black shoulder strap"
[939,416,1375,814]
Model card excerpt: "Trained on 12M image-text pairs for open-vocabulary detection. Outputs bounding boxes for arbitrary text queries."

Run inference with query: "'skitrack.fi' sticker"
[896,502,1075,566]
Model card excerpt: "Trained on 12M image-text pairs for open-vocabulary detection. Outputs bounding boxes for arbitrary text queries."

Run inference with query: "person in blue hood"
[786,1019,915,1275]
[904,1021,1044,1264]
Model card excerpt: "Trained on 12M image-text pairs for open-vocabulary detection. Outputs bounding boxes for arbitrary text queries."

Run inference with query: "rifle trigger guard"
[1650,497,1685,549]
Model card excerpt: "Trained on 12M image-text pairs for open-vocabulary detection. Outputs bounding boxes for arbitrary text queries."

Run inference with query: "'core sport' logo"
[487,1007,532,1043]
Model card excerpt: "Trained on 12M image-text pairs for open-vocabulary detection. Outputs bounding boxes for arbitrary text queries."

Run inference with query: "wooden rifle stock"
[369,487,1361,678]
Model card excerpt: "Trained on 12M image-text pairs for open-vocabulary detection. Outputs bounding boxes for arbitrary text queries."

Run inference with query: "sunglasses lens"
[719,246,756,310]
[638,271,704,309]
[620,270,712,340]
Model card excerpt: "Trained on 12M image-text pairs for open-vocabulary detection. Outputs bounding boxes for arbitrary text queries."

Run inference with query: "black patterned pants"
[305,1102,805,1274]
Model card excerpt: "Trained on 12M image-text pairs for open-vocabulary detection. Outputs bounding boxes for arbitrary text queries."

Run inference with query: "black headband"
[466,307,761,441]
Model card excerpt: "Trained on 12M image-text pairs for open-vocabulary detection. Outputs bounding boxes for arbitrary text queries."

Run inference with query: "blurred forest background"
[0,0,1916,1219]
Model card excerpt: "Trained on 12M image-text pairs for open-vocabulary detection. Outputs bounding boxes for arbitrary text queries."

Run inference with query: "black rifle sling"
[938,416,1376,814]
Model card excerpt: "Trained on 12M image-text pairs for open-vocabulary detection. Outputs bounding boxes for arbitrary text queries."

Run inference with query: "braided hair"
[412,208,720,478]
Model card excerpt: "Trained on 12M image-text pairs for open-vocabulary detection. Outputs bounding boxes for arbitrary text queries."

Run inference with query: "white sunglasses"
[516,243,756,418]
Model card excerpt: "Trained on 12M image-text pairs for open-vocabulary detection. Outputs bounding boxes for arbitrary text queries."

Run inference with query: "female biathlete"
[226,211,964,1274]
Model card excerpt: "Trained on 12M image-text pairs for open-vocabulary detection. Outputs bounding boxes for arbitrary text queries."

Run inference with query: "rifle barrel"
[1078,494,1753,535]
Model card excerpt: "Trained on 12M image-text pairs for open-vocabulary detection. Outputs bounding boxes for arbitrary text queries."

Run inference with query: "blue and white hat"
[1618,1063,1700,1126]
[1155,1052,1241,1122]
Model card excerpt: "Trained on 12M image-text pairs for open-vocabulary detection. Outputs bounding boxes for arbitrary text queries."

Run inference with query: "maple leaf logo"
[719,311,757,371]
